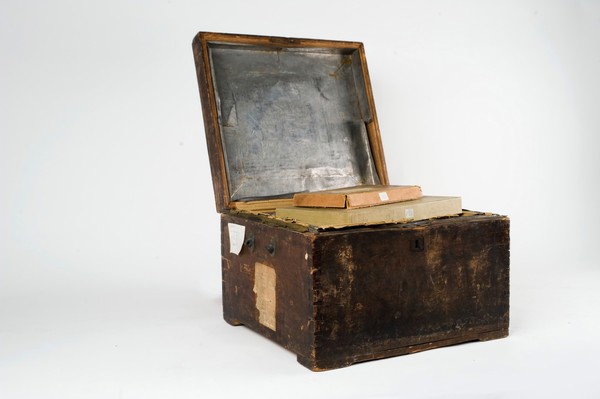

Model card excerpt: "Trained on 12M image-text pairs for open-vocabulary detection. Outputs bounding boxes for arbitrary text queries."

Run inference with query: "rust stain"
[329,56,352,78]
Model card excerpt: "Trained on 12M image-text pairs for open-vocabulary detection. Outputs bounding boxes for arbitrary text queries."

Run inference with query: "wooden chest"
[192,32,509,371]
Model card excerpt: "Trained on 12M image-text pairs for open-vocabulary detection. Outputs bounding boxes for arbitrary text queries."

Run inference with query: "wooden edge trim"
[359,44,389,185]
[193,33,231,212]
[196,31,362,50]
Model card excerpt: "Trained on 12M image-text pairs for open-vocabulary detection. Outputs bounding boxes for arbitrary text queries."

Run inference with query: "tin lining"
[208,42,380,201]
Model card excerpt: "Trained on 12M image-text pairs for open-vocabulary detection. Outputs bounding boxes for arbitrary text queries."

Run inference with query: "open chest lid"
[193,32,389,213]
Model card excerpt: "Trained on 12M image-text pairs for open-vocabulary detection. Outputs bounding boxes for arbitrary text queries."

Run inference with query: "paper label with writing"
[227,223,245,255]
[405,208,414,219]
[378,191,389,201]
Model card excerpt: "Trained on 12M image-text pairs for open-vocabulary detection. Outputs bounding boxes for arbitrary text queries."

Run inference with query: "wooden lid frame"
[192,32,389,213]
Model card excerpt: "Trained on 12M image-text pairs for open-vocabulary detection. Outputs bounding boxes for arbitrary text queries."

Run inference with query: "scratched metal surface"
[208,43,380,201]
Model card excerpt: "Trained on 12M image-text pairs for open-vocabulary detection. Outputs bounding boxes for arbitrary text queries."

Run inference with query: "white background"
[1,1,599,398]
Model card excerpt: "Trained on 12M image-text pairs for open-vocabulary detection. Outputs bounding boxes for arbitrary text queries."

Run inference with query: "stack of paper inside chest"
[275,185,461,229]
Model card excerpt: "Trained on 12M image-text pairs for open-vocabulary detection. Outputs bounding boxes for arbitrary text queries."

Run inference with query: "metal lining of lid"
[208,43,379,202]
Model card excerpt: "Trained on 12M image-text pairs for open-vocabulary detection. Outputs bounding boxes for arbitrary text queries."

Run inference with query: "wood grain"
[221,212,510,371]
